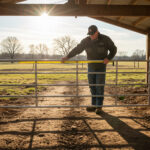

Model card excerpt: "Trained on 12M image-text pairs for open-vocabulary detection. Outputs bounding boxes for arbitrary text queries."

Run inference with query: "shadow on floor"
[0,112,150,150]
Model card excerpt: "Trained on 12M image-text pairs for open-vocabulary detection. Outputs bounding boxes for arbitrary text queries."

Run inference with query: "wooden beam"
[12,0,25,3]
[0,0,12,3]
[68,0,87,5]
[117,16,123,21]
[133,17,148,26]
[130,0,138,5]
[117,0,138,21]
[92,17,147,34]
[107,0,112,5]
[78,0,86,5]
[67,0,76,5]
[0,4,150,16]
[0,0,25,3]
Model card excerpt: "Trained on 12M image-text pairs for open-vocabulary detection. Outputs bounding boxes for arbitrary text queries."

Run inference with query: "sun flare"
[29,14,59,34]
[41,12,48,17]
[35,12,50,31]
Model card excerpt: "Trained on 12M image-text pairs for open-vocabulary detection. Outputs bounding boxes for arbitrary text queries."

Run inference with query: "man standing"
[62,25,117,114]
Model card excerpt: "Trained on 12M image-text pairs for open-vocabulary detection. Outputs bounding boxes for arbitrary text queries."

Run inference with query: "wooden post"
[147,32,150,105]
[147,32,150,84]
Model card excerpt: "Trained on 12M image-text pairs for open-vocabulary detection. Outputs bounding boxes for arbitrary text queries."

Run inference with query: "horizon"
[0,15,146,56]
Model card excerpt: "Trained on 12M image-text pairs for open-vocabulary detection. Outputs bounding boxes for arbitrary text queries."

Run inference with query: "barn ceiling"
[0,0,150,34]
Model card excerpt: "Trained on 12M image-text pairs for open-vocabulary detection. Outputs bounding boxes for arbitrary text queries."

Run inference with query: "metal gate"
[0,59,149,108]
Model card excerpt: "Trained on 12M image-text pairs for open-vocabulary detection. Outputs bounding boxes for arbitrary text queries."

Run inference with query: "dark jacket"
[67,33,117,69]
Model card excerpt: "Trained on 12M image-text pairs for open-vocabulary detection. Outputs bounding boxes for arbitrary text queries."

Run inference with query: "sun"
[36,12,49,31]
[29,13,59,33]
[41,12,48,17]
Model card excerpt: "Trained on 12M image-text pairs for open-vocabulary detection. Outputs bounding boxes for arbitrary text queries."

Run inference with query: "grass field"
[0,61,147,100]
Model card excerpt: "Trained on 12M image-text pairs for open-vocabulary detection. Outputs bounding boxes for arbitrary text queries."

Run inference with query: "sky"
[0,0,147,56]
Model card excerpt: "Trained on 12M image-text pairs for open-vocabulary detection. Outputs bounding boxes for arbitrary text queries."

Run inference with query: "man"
[62,25,117,114]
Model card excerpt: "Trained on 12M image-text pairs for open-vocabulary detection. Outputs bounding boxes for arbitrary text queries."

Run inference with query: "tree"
[36,43,49,58]
[118,51,127,57]
[131,49,146,68]
[29,44,36,59]
[131,49,145,60]
[1,36,23,62]
[53,35,77,56]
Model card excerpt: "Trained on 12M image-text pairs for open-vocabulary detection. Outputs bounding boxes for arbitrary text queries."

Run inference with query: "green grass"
[0,61,147,100]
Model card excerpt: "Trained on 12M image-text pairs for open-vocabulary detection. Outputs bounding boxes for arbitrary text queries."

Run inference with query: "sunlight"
[27,15,60,35]
[41,12,49,17]
[35,12,50,32]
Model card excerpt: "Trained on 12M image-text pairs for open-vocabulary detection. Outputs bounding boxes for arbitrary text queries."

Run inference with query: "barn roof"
[0,0,150,35]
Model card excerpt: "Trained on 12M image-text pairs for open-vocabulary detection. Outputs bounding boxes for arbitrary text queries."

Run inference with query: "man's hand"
[103,58,109,64]
[61,57,69,63]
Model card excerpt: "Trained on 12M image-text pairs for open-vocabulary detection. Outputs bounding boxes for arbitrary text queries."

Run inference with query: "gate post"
[35,61,38,107]
[115,60,118,105]
[76,61,79,106]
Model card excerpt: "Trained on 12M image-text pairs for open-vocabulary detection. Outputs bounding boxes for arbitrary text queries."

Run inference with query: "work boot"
[86,106,97,112]
[95,107,103,114]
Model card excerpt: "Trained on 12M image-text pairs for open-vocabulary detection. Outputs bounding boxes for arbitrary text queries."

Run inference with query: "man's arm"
[61,39,87,62]
[106,37,117,61]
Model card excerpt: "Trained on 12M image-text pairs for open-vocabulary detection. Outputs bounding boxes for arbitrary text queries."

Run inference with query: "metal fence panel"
[0,59,149,108]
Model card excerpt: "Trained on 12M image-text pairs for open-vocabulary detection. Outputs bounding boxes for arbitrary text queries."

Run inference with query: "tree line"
[0,36,79,61]
[0,36,146,62]
[115,50,146,60]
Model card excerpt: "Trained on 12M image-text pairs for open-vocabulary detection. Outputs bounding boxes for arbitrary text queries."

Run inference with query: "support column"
[147,32,150,105]
[147,32,150,84]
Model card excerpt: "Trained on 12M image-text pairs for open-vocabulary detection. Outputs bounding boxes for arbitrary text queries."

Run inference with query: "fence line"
[0,59,149,108]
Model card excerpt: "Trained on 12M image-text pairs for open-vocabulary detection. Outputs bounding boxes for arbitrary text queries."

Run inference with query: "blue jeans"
[88,65,106,106]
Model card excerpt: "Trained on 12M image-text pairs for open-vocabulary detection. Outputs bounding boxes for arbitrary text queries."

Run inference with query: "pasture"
[0,61,147,99]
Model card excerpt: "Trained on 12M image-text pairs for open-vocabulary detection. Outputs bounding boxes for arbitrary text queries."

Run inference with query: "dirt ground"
[0,81,150,150]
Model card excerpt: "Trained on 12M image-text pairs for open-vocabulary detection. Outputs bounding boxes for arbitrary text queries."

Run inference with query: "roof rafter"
[91,17,147,35]
[133,17,148,26]
[117,0,138,21]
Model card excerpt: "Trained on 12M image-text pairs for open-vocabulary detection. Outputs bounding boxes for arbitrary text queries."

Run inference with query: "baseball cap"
[87,25,98,35]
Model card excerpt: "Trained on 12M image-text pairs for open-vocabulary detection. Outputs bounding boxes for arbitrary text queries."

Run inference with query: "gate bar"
[0,83,149,86]
[0,72,148,74]
[0,104,149,108]
[0,59,149,62]
[0,94,149,97]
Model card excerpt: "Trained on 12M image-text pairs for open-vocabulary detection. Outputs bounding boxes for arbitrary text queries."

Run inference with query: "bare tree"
[131,49,145,60]
[131,49,145,68]
[36,44,49,58]
[53,35,77,56]
[1,36,23,62]
[118,51,127,57]
[29,44,36,59]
